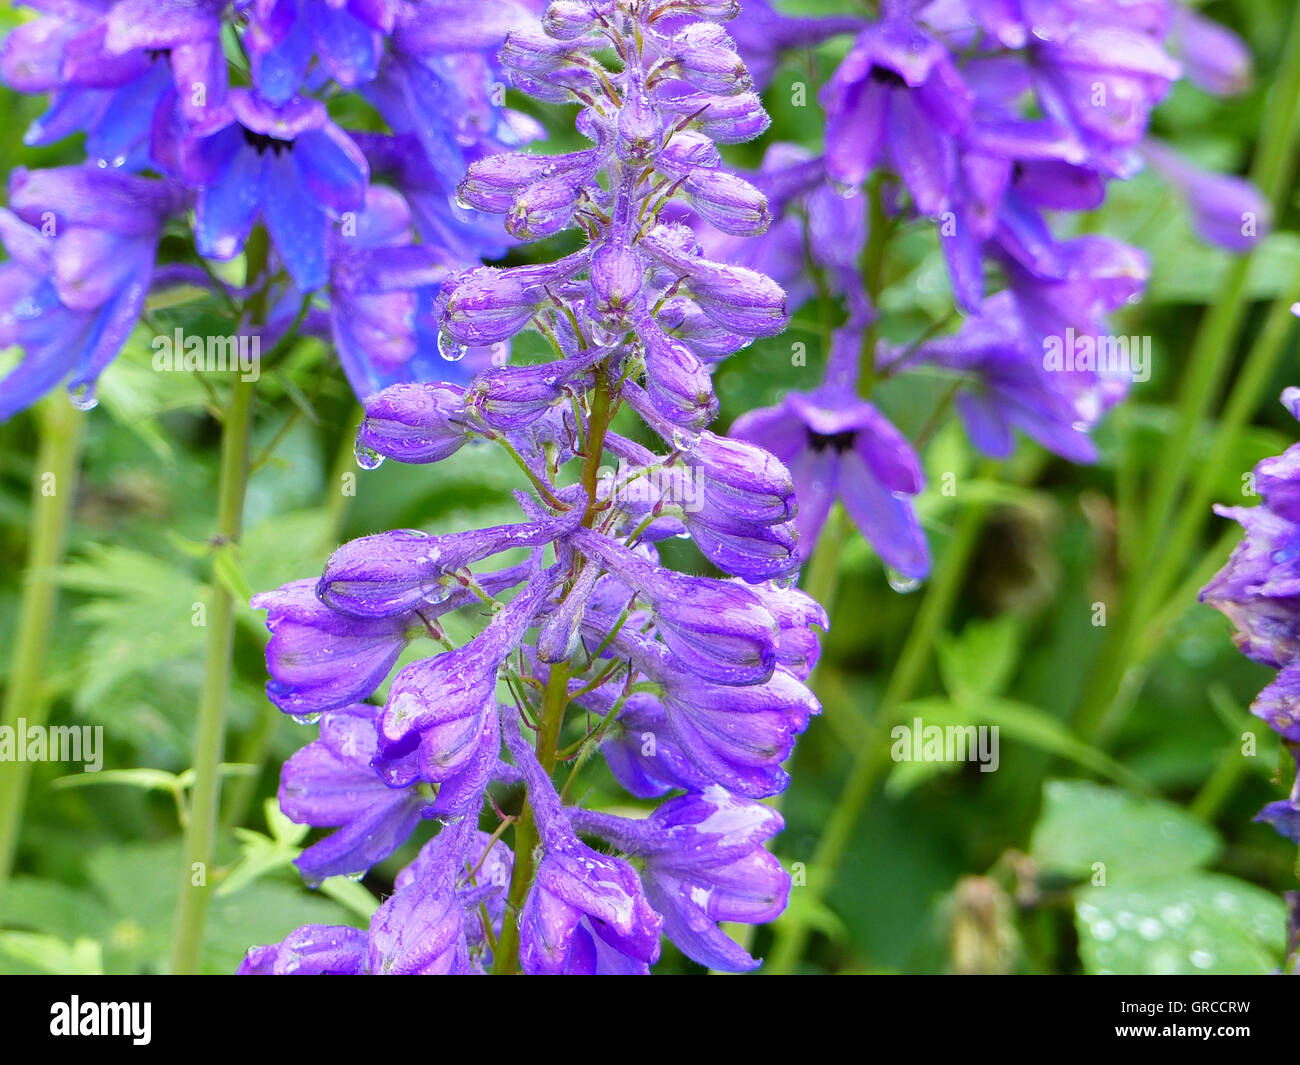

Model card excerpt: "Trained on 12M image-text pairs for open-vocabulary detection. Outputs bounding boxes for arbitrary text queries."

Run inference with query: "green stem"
[803,505,849,616]
[0,398,85,881]
[494,361,616,974]
[765,469,993,973]
[1073,7,1300,742]
[494,661,570,975]
[170,231,267,974]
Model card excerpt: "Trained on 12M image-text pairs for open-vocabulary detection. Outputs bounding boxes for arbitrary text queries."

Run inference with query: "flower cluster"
[1201,377,1300,844]
[240,0,826,975]
[711,0,1262,578]
[0,0,543,414]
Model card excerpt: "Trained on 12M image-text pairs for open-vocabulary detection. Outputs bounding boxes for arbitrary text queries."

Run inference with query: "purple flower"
[252,578,420,717]
[733,329,929,580]
[571,785,789,971]
[356,381,473,464]
[0,165,181,417]
[1203,390,1300,844]
[248,0,825,976]
[374,573,556,765]
[238,924,369,975]
[820,8,972,210]
[1201,475,1300,672]
[367,818,479,975]
[244,0,394,105]
[176,90,368,291]
[902,291,1103,464]
[504,711,663,975]
[1167,4,1253,97]
[278,703,432,882]
[1140,139,1269,253]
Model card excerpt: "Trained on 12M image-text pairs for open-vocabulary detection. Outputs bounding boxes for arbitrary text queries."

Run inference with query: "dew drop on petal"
[438,331,467,362]
[354,440,385,470]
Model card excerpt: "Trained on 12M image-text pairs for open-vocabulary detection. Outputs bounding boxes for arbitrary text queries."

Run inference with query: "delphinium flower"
[1201,384,1300,844]
[0,0,561,979]
[240,0,827,975]
[711,0,1262,576]
[0,0,543,411]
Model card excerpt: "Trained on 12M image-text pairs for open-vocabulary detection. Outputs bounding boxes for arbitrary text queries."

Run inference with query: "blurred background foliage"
[1,0,1298,974]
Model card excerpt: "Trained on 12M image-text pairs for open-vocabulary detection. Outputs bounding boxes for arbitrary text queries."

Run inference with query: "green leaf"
[0,932,103,975]
[1075,873,1287,975]
[1030,780,1220,881]
[0,879,115,943]
[49,768,182,794]
[212,543,254,605]
[319,876,381,921]
[82,840,364,973]
[936,616,1022,699]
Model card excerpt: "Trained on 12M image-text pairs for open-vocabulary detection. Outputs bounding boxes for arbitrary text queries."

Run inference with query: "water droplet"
[590,320,622,347]
[452,192,474,212]
[438,331,467,362]
[1189,949,1214,969]
[831,179,860,200]
[420,578,454,606]
[292,711,323,726]
[671,427,700,451]
[68,383,98,411]
[354,440,385,470]
[1091,919,1117,942]
[885,568,923,594]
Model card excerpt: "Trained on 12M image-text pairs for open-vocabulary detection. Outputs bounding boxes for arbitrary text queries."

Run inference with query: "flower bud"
[643,329,718,430]
[440,267,538,345]
[669,23,750,95]
[683,169,769,236]
[617,85,665,163]
[507,175,583,240]
[654,128,721,179]
[543,0,614,40]
[588,244,646,334]
[689,91,770,143]
[458,150,593,213]
[686,260,788,337]
[357,382,471,464]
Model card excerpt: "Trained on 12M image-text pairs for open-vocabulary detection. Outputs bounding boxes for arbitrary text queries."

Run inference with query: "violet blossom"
[241,0,825,976]
[0,0,539,413]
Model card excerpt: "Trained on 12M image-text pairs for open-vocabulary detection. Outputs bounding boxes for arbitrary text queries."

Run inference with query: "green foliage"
[2,0,1299,977]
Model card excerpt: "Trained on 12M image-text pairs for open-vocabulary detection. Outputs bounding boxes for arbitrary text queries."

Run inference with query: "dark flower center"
[242,129,293,156]
[807,428,857,454]
[868,67,908,89]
